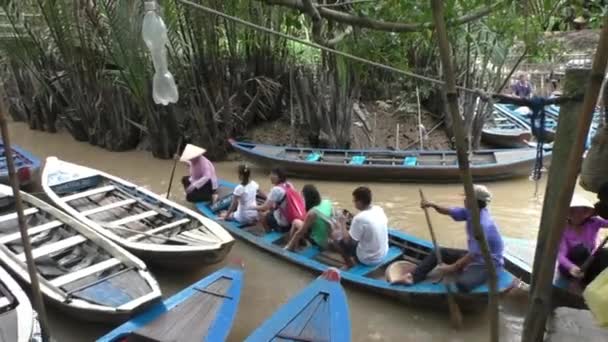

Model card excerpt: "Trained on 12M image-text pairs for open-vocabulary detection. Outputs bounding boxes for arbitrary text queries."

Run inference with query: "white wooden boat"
[0,184,162,323]
[41,157,235,269]
[0,265,37,342]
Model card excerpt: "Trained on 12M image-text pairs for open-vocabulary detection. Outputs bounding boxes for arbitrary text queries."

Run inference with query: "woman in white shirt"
[222,164,258,225]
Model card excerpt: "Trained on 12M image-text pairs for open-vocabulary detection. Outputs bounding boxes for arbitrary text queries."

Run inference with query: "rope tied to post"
[529,96,547,181]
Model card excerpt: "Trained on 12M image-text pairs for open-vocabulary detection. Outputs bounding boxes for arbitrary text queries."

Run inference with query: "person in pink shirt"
[558,194,608,286]
[180,144,218,203]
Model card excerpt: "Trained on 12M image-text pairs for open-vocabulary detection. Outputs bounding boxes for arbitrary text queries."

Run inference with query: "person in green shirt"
[284,184,333,251]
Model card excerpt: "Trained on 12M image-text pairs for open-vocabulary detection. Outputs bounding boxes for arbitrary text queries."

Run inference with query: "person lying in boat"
[220,164,259,225]
[333,187,389,268]
[255,167,305,233]
[283,184,333,251]
[557,194,608,286]
[180,144,218,203]
[391,185,504,292]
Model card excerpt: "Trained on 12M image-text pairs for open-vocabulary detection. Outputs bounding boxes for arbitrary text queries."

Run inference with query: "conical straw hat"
[570,194,594,209]
[180,144,206,162]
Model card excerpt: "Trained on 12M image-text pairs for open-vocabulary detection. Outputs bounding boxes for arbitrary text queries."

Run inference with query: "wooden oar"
[419,189,464,329]
[165,136,183,200]
[581,235,608,272]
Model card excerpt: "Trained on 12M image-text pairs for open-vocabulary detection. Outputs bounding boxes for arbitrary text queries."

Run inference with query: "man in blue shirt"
[391,185,504,292]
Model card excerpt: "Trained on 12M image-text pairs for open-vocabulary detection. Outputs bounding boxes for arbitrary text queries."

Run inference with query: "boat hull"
[481,130,532,148]
[129,241,234,269]
[0,143,41,188]
[0,266,35,342]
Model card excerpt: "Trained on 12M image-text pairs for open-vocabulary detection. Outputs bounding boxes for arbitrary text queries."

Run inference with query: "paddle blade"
[446,292,464,329]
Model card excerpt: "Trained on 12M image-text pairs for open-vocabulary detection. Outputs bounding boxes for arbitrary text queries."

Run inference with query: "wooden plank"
[50,258,121,288]
[80,199,136,216]
[17,235,87,261]
[108,210,157,226]
[0,220,63,244]
[0,297,10,308]
[126,218,190,241]
[61,185,115,202]
[0,208,38,223]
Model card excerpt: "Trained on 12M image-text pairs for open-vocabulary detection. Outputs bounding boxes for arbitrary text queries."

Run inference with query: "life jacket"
[277,183,305,223]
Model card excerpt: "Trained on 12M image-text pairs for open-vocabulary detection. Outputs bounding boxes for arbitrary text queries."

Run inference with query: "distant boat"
[245,268,350,342]
[482,106,533,148]
[229,139,552,182]
[197,180,515,312]
[41,157,235,269]
[0,142,40,187]
[494,103,558,142]
[503,237,585,308]
[0,184,161,323]
[0,265,38,342]
[97,266,244,342]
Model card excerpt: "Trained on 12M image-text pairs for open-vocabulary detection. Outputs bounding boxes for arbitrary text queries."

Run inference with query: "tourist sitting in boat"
[391,185,504,292]
[511,73,533,99]
[557,194,608,286]
[180,144,218,203]
[334,186,389,268]
[220,164,259,225]
[284,184,333,251]
[256,168,305,232]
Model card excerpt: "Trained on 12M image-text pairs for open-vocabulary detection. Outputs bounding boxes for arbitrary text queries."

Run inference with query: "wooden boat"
[197,180,515,312]
[245,268,350,342]
[0,265,38,342]
[545,104,601,149]
[97,266,244,342]
[41,157,235,269]
[503,237,586,308]
[0,142,40,187]
[0,184,162,323]
[482,105,533,148]
[229,139,552,182]
[494,104,557,142]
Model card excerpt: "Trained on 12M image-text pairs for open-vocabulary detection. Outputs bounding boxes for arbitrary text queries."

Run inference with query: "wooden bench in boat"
[50,258,122,288]
[348,246,403,275]
[0,208,38,223]
[17,235,87,261]
[80,199,137,216]
[108,211,158,227]
[61,185,115,202]
[126,218,190,242]
[0,220,64,244]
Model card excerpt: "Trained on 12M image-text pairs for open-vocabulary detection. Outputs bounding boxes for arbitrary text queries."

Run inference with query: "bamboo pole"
[429,1,499,340]
[395,124,400,150]
[416,86,424,150]
[0,95,50,338]
[522,14,608,342]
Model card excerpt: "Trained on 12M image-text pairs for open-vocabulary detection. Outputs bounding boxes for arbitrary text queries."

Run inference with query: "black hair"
[598,182,608,202]
[302,184,321,211]
[596,182,608,218]
[477,200,487,209]
[352,186,372,207]
[270,167,287,183]
[238,164,250,186]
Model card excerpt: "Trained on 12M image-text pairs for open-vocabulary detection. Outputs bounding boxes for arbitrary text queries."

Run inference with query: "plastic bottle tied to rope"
[142,1,179,105]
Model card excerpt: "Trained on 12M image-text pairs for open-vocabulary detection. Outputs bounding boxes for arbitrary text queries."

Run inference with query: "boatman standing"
[180,144,218,203]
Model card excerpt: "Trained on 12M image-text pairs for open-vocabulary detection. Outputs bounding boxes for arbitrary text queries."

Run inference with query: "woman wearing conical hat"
[180,144,218,203]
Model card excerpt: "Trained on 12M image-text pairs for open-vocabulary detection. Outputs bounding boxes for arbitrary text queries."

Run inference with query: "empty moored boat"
[197,180,515,312]
[503,237,585,308]
[0,142,40,187]
[41,157,235,269]
[97,266,244,342]
[482,105,533,148]
[494,103,557,142]
[229,139,551,182]
[245,268,350,342]
[0,184,162,323]
[0,265,39,342]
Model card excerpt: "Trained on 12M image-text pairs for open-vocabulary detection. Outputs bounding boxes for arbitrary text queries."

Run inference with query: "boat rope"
[529,96,547,192]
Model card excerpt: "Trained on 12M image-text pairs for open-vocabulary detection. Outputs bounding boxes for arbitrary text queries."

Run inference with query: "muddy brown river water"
[11,121,599,341]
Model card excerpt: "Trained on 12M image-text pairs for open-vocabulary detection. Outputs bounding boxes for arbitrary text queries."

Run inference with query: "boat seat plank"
[17,235,87,261]
[80,199,137,216]
[0,220,63,244]
[262,231,284,244]
[126,218,190,241]
[298,245,321,259]
[0,208,38,223]
[348,246,403,276]
[50,258,122,288]
[61,185,116,202]
[108,211,158,227]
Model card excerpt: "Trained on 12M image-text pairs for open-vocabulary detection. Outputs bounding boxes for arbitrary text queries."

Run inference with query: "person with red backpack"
[256,168,305,232]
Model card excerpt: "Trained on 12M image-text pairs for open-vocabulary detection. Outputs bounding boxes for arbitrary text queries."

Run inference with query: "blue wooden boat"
[482,105,533,148]
[97,266,244,342]
[545,105,601,150]
[197,180,515,312]
[0,142,40,187]
[494,103,558,142]
[245,268,350,342]
[503,237,585,308]
[229,139,551,182]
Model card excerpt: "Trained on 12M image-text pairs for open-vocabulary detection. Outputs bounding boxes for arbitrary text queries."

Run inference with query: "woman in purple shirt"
[558,194,608,286]
[179,144,218,203]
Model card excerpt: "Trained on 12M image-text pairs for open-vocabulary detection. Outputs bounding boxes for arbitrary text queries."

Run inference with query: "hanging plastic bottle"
[142,0,178,105]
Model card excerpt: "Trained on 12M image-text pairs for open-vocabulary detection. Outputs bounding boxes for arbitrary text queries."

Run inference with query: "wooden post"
[430,1,499,340]
[416,86,424,150]
[395,124,400,150]
[290,68,296,145]
[0,95,50,338]
[523,14,608,342]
